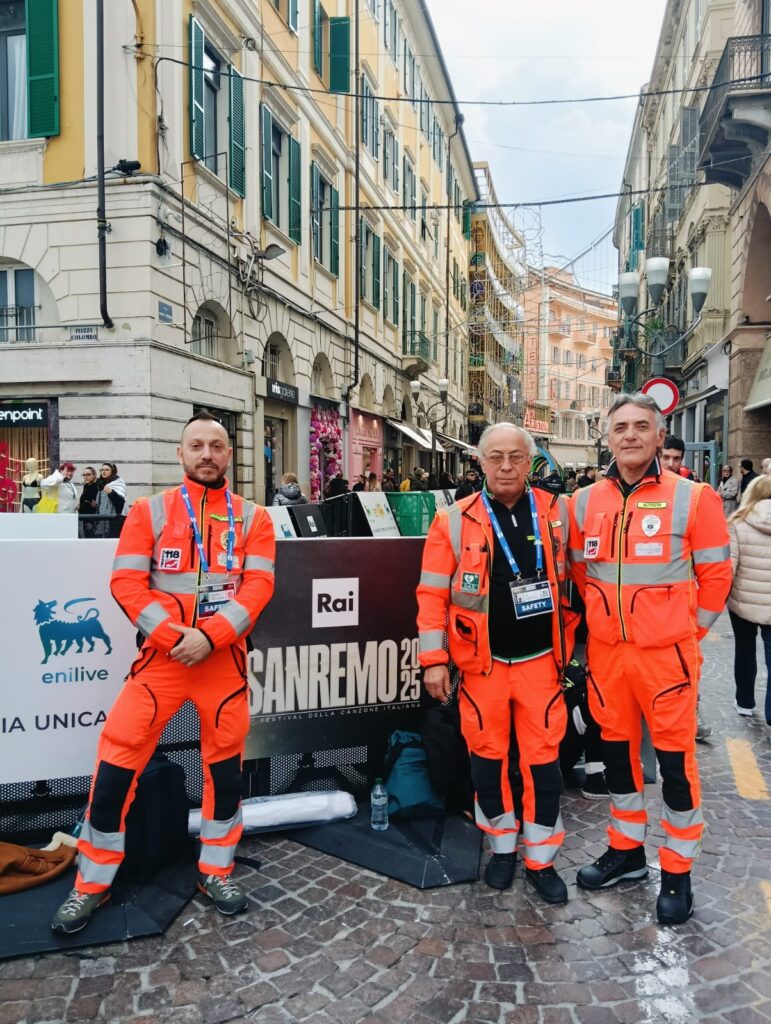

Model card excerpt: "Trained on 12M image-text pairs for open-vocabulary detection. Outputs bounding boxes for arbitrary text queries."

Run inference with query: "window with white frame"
[419,290,427,343]
[311,162,339,275]
[0,264,35,343]
[271,0,299,32]
[420,187,428,242]
[0,0,27,141]
[359,219,380,308]
[383,247,399,325]
[364,0,379,17]
[402,271,416,352]
[591,385,599,406]
[384,0,399,65]
[403,40,415,102]
[577,352,586,369]
[192,311,217,360]
[432,215,440,261]
[563,350,572,365]
[261,105,302,243]
[432,115,443,170]
[383,122,398,191]
[403,156,416,220]
[361,77,379,156]
[551,345,560,365]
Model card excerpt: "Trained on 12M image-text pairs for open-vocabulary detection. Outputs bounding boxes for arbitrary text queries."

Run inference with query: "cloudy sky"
[430,0,668,289]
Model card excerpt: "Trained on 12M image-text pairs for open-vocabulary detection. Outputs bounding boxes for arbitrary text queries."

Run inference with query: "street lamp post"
[617,258,711,378]
[585,411,607,470]
[410,378,449,480]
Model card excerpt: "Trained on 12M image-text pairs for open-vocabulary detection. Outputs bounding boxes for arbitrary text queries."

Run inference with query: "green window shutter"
[311,161,320,258]
[330,186,340,277]
[410,280,416,334]
[402,157,407,208]
[393,260,399,326]
[26,0,60,138]
[373,99,379,159]
[189,15,205,160]
[288,0,299,31]
[329,17,350,94]
[383,129,390,183]
[261,104,273,221]
[229,67,245,197]
[288,134,302,244]
[402,271,407,347]
[313,0,322,75]
[359,217,366,299]
[393,137,399,191]
[372,235,381,310]
[462,201,472,240]
[383,251,390,315]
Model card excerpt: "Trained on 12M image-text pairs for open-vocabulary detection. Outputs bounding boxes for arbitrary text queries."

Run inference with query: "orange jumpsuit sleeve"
[567,492,587,601]
[690,483,732,638]
[416,511,456,668]
[110,498,182,653]
[197,505,276,649]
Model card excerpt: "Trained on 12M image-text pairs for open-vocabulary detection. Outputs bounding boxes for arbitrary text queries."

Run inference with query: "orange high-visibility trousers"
[459,652,567,868]
[75,643,249,893]
[586,634,703,873]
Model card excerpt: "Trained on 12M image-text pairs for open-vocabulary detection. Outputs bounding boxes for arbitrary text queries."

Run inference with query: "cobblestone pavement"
[1,616,770,1024]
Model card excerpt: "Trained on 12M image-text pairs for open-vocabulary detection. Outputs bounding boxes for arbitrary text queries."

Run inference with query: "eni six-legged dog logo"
[34,598,113,664]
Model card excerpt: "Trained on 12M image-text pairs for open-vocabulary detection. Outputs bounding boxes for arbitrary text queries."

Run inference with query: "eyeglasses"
[484,452,530,467]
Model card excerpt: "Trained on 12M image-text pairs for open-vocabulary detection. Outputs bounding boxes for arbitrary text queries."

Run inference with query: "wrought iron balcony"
[700,34,771,190]
[402,331,431,378]
[0,306,36,343]
[605,368,623,391]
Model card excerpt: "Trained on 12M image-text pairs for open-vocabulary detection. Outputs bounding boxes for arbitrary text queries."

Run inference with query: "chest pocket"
[455,542,489,595]
[207,519,247,571]
[626,510,672,560]
[583,511,613,561]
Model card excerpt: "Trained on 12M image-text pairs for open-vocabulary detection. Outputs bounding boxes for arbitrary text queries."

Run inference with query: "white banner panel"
[265,505,298,539]
[0,539,136,784]
[354,492,400,537]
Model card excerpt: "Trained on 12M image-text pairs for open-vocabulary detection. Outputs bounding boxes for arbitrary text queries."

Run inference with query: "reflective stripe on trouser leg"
[660,805,704,872]
[473,798,519,854]
[521,817,565,868]
[608,790,647,849]
[76,819,126,890]
[199,807,244,876]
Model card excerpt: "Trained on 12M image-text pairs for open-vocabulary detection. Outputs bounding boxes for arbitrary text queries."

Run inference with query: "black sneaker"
[576,846,648,891]
[581,773,609,800]
[657,870,693,925]
[483,853,516,890]
[525,866,568,904]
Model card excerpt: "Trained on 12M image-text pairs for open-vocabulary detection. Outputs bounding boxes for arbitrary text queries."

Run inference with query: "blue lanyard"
[481,488,543,579]
[180,485,235,575]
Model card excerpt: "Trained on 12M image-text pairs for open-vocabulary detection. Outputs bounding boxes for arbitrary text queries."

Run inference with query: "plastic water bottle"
[370,778,389,831]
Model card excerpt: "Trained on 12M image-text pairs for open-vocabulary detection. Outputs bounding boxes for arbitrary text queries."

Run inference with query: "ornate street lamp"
[410,378,449,480]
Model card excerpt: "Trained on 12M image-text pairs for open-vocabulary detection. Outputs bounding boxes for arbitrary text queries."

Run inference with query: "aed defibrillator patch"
[461,572,481,593]
[159,548,182,571]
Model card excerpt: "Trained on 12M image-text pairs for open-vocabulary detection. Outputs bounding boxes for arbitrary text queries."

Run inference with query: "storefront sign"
[69,325,99,342]
[246,538,423,756]
[524,409,550,435]
[0,401,48,427]
[267,378,299,405]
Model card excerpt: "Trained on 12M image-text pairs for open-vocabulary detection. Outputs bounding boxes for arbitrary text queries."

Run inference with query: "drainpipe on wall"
[96,0,114,329]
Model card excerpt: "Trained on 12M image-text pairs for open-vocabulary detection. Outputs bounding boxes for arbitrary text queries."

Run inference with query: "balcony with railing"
[0,306,36,343]
[700,34,771,190]
[402,331,431,378]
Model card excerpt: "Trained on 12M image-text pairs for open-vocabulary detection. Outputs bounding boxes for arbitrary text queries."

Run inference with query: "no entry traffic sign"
[641,377,680,416]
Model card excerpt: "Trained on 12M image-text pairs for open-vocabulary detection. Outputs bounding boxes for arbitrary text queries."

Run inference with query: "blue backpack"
[383,730,445,818]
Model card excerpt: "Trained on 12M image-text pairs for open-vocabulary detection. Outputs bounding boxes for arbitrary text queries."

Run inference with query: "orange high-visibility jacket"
[417,488,578,676]
[111,476,276,652]
[567,460,731,648]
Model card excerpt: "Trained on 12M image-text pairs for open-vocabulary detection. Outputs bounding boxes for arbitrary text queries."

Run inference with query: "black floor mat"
[0,861,198,961]
[283,807,482,888]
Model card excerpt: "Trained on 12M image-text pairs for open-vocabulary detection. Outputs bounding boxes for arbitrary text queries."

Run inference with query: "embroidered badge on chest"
[641,514,662,537]
[461,572,481,594]
[159,548,182,570]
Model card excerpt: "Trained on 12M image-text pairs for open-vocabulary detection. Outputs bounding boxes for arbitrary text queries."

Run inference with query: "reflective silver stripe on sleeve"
[569,547,585,563]
[662,806,704,830]
[669,478,694,562]
[697,606,720,629]
[574,486,591,532]
[585,560,691,585]
[450,590,489,613]
[79,821,125,853]
[419,630,445,653]
[148,492,168,542]
[420,570,452,589]
[198,843,238,870]
[136,600,171,636]
[692,544,730,565]
[218,599,252,635]
[243,555,275,573]
[77,852,121,887]
[200,808,243,841]
[447,504,463,561]
[609,791,646,812]
[113,555,151,572]
[241,500,257,538]
[150,571,199,594]
[557,496,570,546]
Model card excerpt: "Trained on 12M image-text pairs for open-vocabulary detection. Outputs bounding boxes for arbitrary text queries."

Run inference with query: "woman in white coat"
[727,474,771,724]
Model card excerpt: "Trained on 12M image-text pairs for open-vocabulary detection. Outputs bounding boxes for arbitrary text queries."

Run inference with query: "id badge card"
[197,578,237,619]
[509,577,555,620]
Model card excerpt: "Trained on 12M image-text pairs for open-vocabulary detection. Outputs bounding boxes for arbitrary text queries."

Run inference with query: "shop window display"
[310,407,343,501]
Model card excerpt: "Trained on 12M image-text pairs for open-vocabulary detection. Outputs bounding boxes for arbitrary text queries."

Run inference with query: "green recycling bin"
[385,491,436,536]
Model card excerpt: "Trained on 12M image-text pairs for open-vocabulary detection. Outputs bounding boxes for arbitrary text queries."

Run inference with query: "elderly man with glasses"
[416,422,578,903]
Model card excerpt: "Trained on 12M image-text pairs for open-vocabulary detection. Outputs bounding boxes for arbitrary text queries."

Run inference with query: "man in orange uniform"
[417,423,578,903]
[569,393,731,924]
[52,411,276,934]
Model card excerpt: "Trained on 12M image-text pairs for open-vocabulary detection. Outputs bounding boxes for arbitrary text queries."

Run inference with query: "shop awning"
[745,339,771,412]
[436,431,479,456]
[386,419,433,450]
[416,427,451,453]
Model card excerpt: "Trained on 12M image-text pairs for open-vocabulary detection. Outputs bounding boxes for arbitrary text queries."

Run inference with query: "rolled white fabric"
[188,790,357,835]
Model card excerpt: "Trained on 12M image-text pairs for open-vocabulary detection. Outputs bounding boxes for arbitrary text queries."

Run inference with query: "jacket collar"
[604,455,661,487]
[180,474,230,504]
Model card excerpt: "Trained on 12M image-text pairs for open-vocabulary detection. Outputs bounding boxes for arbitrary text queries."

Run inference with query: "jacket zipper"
[623,513,633,557]
[630,584,672,614]
[652,681,691,708]
[674,642,690,681]
[191,488,208,628]
[615,490,630,641]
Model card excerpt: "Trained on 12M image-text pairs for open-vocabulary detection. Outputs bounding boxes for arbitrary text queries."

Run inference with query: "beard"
[184,463,227,487]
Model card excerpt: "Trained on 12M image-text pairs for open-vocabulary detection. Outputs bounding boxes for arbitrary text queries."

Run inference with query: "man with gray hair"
[568,393,731,924]
[417,422,579,904]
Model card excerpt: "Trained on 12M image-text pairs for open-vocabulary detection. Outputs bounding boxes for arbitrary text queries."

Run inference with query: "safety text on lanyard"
[180,484,235,575]
[481,488,544,579]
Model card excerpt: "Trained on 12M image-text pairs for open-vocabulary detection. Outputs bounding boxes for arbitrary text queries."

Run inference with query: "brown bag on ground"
[0,834,77,896]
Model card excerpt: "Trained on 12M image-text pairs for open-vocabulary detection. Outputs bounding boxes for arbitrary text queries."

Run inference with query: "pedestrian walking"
[717,465,739,517]
[381,469,397,492]
[409,467,427,491]
[568,392,731,924]
[365,472,381,492]
[271,472,308,506]
[727,474,771,726]
[51,410,276,935]
[417,422,578,904]
[739,459,759,497]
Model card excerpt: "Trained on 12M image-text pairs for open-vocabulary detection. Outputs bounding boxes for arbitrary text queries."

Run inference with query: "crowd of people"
[19,459,128,535]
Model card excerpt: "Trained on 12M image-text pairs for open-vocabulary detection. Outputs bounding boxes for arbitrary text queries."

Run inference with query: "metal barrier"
[78,515,126,539]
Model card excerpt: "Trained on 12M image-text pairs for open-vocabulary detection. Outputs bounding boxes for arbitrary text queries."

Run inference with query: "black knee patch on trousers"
[603,739,636,793]
[470,753,505,819]
[209,754,243,821]
[655,749,694,811]
[530,760,563,828]
[90,761,135,832]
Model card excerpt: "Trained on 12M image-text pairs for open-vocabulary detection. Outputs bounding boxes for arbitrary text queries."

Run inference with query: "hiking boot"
[657,870,693,925]
[483,853,516,890]
[695,708,712,742]
[198,873,248,915]
[525,866,568,904]
[51,888,111,935]
[581,772,609,800]
[576,846,648,891]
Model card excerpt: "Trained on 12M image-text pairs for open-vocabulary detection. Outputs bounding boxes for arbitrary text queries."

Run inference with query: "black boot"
[656,870,693,924]
[576,846,648,890]
[525,866,568,904]
[484,853,516,890]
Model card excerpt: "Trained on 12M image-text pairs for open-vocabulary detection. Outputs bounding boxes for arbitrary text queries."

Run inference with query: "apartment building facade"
[0,0,475,508]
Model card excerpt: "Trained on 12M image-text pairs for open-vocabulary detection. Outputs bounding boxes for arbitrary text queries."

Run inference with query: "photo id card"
[510,578,555,620]
[197,579,237,619]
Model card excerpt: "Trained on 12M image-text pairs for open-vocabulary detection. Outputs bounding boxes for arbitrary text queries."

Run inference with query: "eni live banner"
[245,538,425,757]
